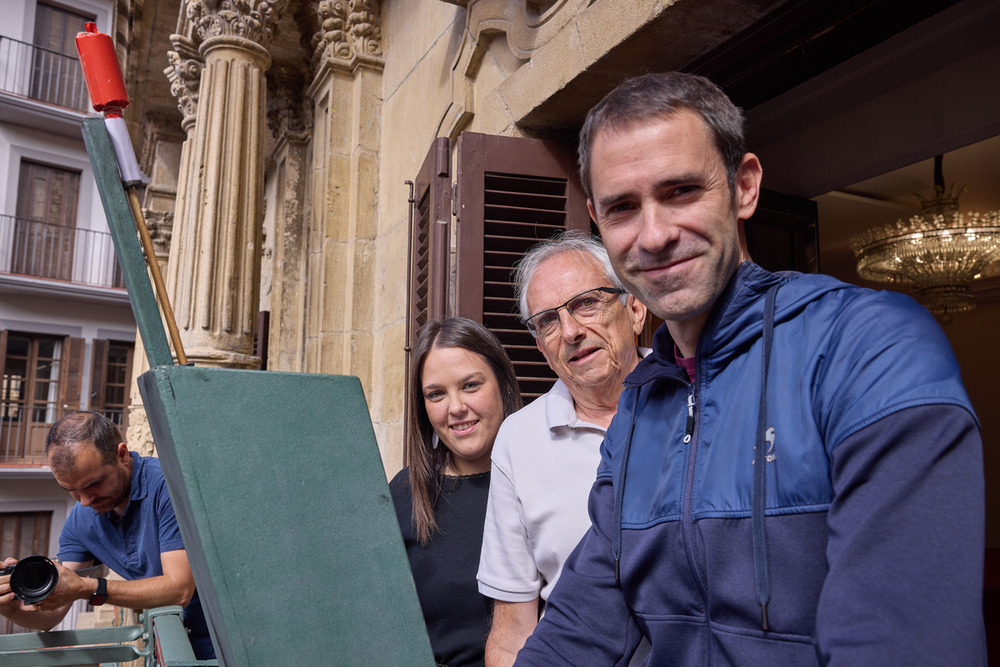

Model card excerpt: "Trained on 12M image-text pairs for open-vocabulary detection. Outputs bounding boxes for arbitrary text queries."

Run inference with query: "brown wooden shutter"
[15,161,80,281]
[58,336,84,414]
[453,132,589,401]
[0,331,7,384]
[404,138,453,463]
[89,338,109,413]
[408,137,452,344]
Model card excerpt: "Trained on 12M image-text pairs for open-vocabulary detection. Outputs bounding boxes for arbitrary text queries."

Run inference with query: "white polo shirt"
[477,379,606,603]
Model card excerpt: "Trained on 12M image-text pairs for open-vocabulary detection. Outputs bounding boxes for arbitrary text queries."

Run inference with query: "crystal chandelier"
[851,155,1000,319]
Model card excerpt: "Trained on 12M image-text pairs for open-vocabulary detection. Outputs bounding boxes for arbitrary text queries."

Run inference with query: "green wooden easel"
[83,116,432,666]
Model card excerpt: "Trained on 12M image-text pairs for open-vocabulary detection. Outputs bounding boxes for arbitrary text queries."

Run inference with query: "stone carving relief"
[144,210,175,258]
[349,0,382,57]
[186,0,288,46]
[437,0,593,138]
[266,64,314,139]
[165,33,203,123]
[312,1,350,63]
[311,0,382,69]
[463,0,589,64]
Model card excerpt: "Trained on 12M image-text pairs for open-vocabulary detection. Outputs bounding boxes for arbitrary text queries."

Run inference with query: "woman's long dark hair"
[405,317,522,544]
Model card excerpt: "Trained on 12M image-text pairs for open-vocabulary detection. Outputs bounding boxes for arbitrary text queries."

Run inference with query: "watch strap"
[90,577,108,606]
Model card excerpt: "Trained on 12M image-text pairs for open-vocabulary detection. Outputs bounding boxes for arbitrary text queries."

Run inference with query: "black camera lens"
[8,556,59,605]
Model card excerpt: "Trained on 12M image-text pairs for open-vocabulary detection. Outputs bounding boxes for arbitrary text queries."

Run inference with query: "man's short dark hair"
[45,411,123,474]
[578,72,747,199]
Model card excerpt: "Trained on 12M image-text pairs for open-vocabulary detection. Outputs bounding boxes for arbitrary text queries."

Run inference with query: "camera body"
[0,556,59,604]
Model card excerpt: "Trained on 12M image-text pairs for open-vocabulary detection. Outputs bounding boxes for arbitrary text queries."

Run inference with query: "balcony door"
[13,160,80,281]
[0,332,83,464]
[30,2,91,110]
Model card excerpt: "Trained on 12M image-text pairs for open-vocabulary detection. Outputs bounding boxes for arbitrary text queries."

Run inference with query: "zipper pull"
[684,392,695,443]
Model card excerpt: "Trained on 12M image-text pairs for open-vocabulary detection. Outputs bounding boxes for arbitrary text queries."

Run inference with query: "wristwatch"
[90,577,108,606]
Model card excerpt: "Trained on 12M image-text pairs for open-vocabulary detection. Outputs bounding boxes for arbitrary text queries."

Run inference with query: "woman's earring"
[431,433,440,450]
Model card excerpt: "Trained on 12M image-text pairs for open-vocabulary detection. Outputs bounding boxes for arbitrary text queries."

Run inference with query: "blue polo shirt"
[59,452,214,659]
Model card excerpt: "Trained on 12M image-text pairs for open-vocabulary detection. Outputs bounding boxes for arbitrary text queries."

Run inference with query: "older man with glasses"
[477,230,648,667]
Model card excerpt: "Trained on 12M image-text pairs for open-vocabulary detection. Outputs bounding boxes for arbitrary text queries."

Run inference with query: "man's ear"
[116,442,129,463]
[628,294,647,335]
[734,153,763,221]
[587,199,598,225]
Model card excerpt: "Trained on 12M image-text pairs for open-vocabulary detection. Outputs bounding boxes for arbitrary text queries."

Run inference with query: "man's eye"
[606,201,634,215]
[671,185,701,198]
[572,296,599,311]
[536,313,559,331]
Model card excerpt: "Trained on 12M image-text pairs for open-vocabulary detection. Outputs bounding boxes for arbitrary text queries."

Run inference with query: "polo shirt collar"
[545,347,652,434]
[127,451,149,503]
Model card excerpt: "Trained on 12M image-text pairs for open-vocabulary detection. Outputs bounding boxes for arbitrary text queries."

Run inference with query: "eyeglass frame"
[522,286,627,338]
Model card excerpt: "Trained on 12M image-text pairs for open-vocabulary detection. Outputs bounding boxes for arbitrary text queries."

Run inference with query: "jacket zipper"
[681,383,710,609]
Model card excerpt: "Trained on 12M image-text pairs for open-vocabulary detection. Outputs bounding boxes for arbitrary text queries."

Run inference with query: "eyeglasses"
[523,287,626,339]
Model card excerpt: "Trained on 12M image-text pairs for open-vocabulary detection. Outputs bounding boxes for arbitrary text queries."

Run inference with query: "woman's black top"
[389,469,492,667]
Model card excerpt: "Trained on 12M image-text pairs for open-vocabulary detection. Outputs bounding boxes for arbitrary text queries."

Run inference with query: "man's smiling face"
[587,109,760,325]
[526,251,645,395]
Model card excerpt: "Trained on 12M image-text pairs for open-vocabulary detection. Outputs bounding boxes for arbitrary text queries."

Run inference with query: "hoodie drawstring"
[753,284,779,631]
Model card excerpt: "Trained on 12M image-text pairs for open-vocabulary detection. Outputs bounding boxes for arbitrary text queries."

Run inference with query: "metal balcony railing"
[0,408,51,466]
[0,35,89,112]
[0,214,124,289]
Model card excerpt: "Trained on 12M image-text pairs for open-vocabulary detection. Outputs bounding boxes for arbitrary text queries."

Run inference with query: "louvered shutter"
[404,138,453,464]
[454,132,589,401]
[90,338,109,413]
[0,331,7,385]
[14,161,80,281]
[58,336,84,413]
[408,137,452,345]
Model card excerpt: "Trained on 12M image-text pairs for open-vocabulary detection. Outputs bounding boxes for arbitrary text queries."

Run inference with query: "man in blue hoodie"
[516,72,986,665]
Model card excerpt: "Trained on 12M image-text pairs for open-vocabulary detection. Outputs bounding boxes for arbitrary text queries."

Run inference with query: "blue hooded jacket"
[517,263,986,666]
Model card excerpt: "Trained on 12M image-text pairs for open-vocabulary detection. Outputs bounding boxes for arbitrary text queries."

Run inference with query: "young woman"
[390,317,522,667]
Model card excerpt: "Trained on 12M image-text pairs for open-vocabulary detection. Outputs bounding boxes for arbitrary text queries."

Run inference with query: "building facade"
[0,0,138,634]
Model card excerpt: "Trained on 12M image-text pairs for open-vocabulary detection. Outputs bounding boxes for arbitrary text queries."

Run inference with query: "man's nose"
[636,203,679,253]
[75,491,93,507]
[558,309,587,343]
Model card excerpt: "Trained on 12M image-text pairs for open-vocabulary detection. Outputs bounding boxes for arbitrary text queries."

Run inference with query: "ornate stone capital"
[165,33,203,124]
[349,0,382,58]
[312,1,350,64]
[311,0,382,70]
[187,0,288,47]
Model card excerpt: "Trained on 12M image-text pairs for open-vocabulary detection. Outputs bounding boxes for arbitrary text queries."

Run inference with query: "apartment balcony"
[0,35,92,137]
[0,35,89,111]
[0,407,52,467]
[0,214,124,291]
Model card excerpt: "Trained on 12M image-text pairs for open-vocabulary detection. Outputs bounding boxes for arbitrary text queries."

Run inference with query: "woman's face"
[421,345,505,475]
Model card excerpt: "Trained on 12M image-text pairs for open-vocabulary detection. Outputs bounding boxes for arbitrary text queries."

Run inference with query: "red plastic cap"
[75,23,129,114]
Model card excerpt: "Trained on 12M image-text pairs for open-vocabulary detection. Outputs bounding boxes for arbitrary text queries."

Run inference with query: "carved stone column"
[304,0,384,386]
[165,0,286,368]
[126,28,203,453]
[264,65,312,372]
